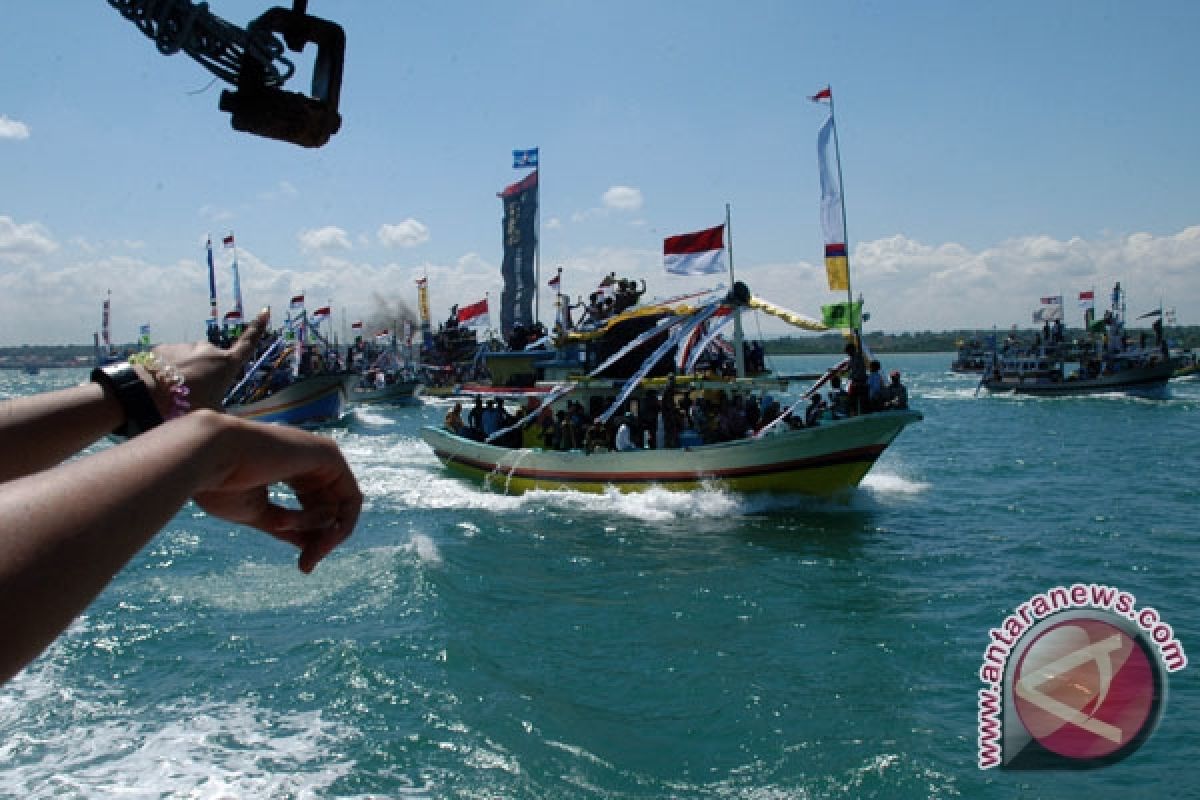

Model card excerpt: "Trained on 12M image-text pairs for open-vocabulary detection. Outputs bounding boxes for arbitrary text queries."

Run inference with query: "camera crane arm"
[106,0,344,147]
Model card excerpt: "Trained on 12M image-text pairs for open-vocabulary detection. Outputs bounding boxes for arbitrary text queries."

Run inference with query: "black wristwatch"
[91,362,164,437]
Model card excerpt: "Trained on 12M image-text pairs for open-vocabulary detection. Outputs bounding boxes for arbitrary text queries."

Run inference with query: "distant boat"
[981,350,1174,396]
[1171,349,1199,380]
[227,371,357,426]
[352,374,421,405]
[22,365,40,375]
[223,316,356,427]
[981,284,1174,397]
[950,337,990,373]
[94,292,120,366]
[349,333,422,406]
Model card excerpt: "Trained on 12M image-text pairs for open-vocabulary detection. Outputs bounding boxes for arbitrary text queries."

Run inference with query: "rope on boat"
[223,336,287,406]
[753,357,849,439]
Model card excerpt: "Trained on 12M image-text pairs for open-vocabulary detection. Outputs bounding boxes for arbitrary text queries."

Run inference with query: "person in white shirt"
[615,416,638,451]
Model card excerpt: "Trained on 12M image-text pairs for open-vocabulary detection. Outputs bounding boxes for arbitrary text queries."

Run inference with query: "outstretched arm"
[0,311,269,483]
[0,409,361,684]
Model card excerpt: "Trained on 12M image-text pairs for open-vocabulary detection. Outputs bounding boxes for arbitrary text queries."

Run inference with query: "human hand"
[190,413,362,573]
[147,309,270,413]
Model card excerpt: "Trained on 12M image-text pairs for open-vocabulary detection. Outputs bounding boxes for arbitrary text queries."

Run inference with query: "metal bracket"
[219,3,345,148]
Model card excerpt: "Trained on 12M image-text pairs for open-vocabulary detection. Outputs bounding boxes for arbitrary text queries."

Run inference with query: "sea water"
[0,354,1197,798]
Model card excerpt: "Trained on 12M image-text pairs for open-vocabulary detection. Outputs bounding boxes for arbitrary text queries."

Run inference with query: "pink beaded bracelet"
[129,352,192,419]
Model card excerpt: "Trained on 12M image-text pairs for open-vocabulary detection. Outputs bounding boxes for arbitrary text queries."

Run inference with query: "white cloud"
[377,218,430,248]
[298,226,352,252]
[0,115,30,140]
[602,186,643,212]
[572,187,646,223]
[0,216,58,262]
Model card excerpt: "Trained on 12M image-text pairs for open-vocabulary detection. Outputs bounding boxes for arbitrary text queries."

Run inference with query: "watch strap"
[91,363,164,437]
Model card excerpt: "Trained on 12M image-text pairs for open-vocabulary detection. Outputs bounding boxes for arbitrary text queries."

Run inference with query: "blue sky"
[2,1,1199,345]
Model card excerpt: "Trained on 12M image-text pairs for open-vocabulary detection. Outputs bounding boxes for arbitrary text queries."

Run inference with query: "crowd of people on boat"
[570,275,646,328]
[442,344,907,453]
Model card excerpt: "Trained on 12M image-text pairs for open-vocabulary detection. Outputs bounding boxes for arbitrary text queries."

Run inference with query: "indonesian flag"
[548,273,561,290]
[311,306,331,324]
[223,234,235,248]
[811,86,832,102]
[1040,295,1063,306]
[1079,290,1095,308]
[375,329,391,345]
[223,309,243,325]
[457,297,489,326]
[664,224,726,276]
[351,320,364,330]
[290,294,304,310]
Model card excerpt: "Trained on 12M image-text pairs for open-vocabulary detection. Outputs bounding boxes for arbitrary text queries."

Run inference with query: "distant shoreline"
[3,324,1194,369]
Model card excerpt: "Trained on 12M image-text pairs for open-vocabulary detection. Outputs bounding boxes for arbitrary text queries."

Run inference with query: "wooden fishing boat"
[226,372,357,426]
[981,352,1173,396]
[352,375,421,405]
[421,408,920,495]
[981,284,1175,397]
[423,90,921,495]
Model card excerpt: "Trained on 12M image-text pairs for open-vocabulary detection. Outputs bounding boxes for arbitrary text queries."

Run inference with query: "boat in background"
[227,371,357,426]
[1172,350,1199,379]
[223,305,357,427]
[348,330,423,406]
[93,292,121,366]
[981,284,1175,396]
[353,372,421,405]
[950,337,990,373]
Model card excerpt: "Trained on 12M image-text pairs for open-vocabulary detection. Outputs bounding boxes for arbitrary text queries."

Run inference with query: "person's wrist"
[90,362,164,437]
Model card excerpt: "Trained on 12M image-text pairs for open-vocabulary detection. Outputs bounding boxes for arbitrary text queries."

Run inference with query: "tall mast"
[827,89,854,314]
[726,203,746,378]
[227,232,245,323]
[206,237,220,330]
[535,153,542,326]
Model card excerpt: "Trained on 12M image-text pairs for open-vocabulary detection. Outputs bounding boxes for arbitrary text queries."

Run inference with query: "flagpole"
[206,237,220,331]
[535,158,542,327]
[228,232,244,323]
[727,203,746,379]
[827,90,854,317]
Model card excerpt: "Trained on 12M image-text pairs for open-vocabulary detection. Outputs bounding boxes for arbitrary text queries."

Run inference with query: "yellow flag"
[825,256,849,291]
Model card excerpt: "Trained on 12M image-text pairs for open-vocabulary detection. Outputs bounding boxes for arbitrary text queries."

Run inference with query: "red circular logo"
[1013,617,1157,761]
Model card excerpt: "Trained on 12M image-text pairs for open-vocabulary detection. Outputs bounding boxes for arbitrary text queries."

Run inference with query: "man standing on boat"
[844,340,868,415]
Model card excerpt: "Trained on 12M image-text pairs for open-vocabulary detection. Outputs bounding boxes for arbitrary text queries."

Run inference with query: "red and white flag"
[311,306,331,324]
[456,297,490,326]
[664,224,726,276]
[223,309,243,324]
[548,273,561,290]
[222,234,235,248]
[810,86,832,102]
[1078,290,1095,309]
[351,320,364,330]
[290,294,305,310]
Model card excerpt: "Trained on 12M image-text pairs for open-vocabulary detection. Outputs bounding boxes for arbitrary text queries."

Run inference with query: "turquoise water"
[1,354,1197,798]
